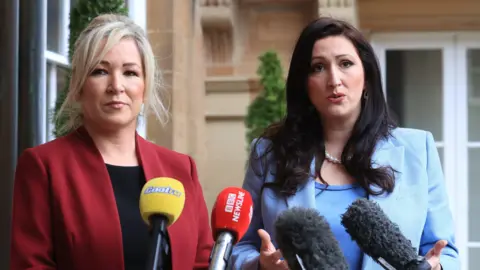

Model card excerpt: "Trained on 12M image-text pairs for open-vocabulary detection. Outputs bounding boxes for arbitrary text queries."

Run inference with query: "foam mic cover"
[341,198,432,270]
[209,187,253,270]
[274,207,349,270]
[210,187,253,242]
[139,177,186,226]
[140,177,186,270]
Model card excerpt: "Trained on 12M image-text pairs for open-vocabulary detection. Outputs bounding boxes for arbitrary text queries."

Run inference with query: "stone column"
[188,1,208,177]
[146,0,207,177]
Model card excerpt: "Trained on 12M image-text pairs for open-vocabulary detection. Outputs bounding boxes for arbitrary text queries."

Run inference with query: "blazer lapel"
[73,127,125,269]
[74,129,175,270]
[281,139,405,270]
[285,139,405,211]
[136,136,185,269]
[285,158,317,209]
[135,135,165,181]
[361,139,405,270]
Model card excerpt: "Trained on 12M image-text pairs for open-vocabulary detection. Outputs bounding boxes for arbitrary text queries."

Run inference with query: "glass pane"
[45,64,69,111]
[47,0,61,52]
[46,64,70,141]
[469,148,480,241]
[386,50,443,141]
[437,147,444,168]
[467,49,480,141]
[56,66,70,94]
[469,248,480,269]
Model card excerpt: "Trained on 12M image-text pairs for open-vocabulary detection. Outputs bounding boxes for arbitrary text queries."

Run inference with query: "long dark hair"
[250,17,397,197]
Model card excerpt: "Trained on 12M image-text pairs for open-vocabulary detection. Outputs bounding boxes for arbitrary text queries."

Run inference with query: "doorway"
[371,32,480,270]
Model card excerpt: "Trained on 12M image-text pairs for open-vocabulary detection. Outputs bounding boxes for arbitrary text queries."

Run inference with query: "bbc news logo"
[225,193,236,213]
[224,191,246,222]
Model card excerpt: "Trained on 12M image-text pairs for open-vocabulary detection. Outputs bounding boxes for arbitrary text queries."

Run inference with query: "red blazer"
[10,127,213,270]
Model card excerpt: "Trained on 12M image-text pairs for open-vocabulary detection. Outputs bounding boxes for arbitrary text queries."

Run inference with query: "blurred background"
[1,0,480,269]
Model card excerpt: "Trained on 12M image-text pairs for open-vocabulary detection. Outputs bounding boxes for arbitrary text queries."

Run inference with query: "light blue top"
[228,128,460,270]
[314,182,366,270]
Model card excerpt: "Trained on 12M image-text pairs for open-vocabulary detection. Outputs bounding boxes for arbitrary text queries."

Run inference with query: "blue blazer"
[229,128,460,270]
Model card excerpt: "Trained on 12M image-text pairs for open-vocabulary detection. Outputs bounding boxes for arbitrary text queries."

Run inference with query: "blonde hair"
[55,14,169,135]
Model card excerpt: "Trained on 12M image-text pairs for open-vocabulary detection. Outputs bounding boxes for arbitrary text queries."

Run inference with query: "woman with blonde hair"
[10,14,213,270]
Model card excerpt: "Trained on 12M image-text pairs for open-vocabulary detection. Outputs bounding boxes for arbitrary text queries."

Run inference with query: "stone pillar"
[188,1,208,177]
[318,0,358,27]
[146,0,207,177]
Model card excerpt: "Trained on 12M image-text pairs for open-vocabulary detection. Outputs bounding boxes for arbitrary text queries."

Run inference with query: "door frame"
[370,32,467,268]
[456,33,480,260]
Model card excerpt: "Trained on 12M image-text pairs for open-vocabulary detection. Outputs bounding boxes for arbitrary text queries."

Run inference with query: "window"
[45,0,71,141]
[467,50,480,106]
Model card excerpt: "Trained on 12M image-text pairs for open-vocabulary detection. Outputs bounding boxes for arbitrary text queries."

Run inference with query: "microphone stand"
[375,256,432,270]
[209,231,235,270]
[146,215,169,270]
[375,257,396,270]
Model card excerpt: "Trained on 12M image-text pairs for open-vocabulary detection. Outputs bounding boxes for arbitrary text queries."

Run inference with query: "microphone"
[140,177,186,270]
[209,187,253,270]
[274,207,349,270]
[341,198,432,270]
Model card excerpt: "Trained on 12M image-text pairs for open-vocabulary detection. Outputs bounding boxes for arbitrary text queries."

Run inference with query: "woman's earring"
[363,90,368,99]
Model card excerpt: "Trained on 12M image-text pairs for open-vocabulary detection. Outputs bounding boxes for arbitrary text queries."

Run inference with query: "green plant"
[245,50,286,146]
[52,0,128,138]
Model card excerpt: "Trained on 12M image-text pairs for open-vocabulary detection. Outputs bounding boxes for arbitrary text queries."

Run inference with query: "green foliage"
[52,0,128,138]
[245,50,286,145]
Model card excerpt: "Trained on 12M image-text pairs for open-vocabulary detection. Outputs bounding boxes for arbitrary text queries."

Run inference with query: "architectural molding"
[200,6,233,28]
[200,0,237,75]
[205,76,251,93]
[203,28,233,65]
[318,0,358,27]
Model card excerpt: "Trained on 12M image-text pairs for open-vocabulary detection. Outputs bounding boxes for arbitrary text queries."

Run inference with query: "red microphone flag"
[211,187,254,243]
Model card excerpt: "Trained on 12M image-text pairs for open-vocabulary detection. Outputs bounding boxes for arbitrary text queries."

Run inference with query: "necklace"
[325,150,342,164]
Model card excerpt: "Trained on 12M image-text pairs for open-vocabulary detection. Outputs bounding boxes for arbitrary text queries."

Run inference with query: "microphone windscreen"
[211,187,253,242]
[341,198,419,269]
[274,207,348,270]
[139,177,186,226]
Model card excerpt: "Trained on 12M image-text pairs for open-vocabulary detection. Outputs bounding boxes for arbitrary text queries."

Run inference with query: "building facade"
[37,0,480,269]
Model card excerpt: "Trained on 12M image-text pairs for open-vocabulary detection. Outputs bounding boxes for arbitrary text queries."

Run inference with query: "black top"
[106,164,171,270]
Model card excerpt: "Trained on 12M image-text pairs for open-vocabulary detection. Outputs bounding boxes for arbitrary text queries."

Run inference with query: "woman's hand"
[426,240,447,270]
[258,229,289,270]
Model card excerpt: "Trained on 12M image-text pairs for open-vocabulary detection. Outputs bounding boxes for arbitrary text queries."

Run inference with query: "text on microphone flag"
[139,177,186,227]
[211,187,254,242]
[143,186,183,197]
[225,191,247,223]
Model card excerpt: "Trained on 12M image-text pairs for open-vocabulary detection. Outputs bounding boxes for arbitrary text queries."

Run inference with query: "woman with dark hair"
[229,17,459,270]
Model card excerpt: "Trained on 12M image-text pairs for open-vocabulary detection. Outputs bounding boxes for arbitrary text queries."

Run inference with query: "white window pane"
[469,248,480,270]
[437,147,444,168]
[57,67,69,94]
[469,148,480,242]
[46,62,70,140]
[47,0,61,52]
[386,50,443,141]
[467,49,480,141]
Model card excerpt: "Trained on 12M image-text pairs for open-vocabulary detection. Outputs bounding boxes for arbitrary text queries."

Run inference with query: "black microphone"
[274,207,349,270]
[341,198,432,270]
